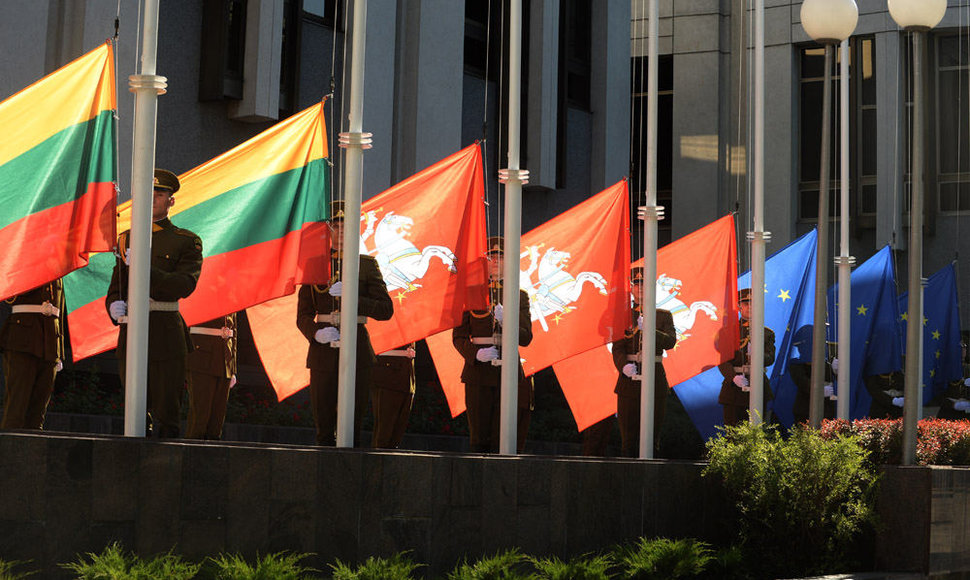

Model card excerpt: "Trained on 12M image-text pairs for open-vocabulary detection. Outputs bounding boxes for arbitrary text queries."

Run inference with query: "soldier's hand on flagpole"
[493,303,503,323]
[109,300,127,322]
[954,400,970,413]
[328,281,342,297]
[622,363,637,378]
[54,360,63,373]
[823,383,835,398]
[733,374,749,389]
[315,327,340,344]
[831,357,840,373]
[229,375,237,389]
[964,377,970,388]
[637,315,643,330]
[476,346,499,362]
[892,396,904,407]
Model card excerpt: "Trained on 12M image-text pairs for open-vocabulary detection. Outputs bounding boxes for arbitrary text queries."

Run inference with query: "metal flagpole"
[748,0,770,425]
[336,0,372,448]
[639,0,662,459]
[499,0,528,456]
[836,39,854,420]
[125,0,166,437]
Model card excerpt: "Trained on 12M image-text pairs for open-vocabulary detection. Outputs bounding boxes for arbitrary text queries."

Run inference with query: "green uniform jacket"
[452,289,532,385]
[296,254,394,371]
[374,343,416,394]
[612,308,677,397]
[937,364,970,420]
[105,218,202,361]
[864,371,904,419]
[0,280,65,362]
[718,322,776,406]
[187,314,237,379]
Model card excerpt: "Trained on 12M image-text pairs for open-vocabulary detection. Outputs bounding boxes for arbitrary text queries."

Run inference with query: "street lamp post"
[888,0,946,466]
[800,0,858,429]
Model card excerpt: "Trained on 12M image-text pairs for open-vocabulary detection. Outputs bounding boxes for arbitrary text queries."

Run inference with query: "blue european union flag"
[898,262,963,403]
[673,229,817,439]
[827,245,903,419]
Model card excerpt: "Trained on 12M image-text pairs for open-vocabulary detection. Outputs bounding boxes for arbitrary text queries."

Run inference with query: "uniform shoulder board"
[361,254,378,263]
[173,227,203,250]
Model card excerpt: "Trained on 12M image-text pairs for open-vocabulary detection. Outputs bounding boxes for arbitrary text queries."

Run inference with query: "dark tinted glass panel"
[938,69,970,174]
[862,108,877,176]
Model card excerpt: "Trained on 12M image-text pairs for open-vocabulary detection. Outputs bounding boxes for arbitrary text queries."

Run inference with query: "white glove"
[493,303,503,323]
[622,363,638,378]
[328,281,342,297]
[117,246,130,265]
[229,375,237,389]
[315,327,340,344]
[823,383,835,398]
[406,346,417,358]
[733,374,749,389]
[637,315,643,330]
[54,360,63,373]
[892,396,904,407]
[109,300,127,322]
[964,377,970,387]
[831,358,839,373]
[954,400,970,413]
[476,346,499,362]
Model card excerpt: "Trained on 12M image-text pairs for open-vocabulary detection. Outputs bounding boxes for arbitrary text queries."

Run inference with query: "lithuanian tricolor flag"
[0,42,117,301]
[65,101,331,361]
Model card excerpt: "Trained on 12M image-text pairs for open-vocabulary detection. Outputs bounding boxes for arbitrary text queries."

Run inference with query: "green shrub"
[704,422,879,578]
[61,542,200,579]
[529,553,613,580]
[204,551,316,579]
[447,549,537,580]
[330,551,422,580]
[612,537,712,579]
[0,559,37,580]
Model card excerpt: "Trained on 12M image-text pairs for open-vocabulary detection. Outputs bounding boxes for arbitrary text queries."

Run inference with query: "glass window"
[630,55,673,246]
[936,34,970,213]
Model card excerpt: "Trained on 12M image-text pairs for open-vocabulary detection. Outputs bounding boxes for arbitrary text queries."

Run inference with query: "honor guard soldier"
[452,236,533,453]
[296,200,393,446]
[718,288,776,426]
[0,280,65,429]
[863,366,905,419]
[371,342,416,449]
[186,313,237,439]
[106,169,203,439]
[789,325,837,424]
[938,341,970,419]
[611,266,677,457]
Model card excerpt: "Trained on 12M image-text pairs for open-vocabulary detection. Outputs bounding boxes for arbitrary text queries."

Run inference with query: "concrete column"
[590,0,631,191]
[875,29,904,251]
[526,0,559,190]
[393,0,464,179]
[762,6,795,244]
[360,1,395,197]
[229,0,283,122]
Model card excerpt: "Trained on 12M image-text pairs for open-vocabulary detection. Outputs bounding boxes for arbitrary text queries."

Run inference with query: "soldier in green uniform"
[452,236,533,453]
[611,266,677,457]
[371,342,415,449]
[938,341,970,419]
[106,169,203,439]
[0,280,65,429]
[296,200,394,447]
[789,325,837,424]
[718,288,776,426]
[186,313,236,439]
[864,369,905,419]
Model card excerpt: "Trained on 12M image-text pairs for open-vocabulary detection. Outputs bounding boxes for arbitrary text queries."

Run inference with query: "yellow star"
[856,304,868,316]
[923,316,928,326]
[777,289,791,302]
[932,330,941,340]
[901,312,908,321]
[936,350,942,359]
[930,369,936,378]
[552,312,564,325]
[395,292,407,304]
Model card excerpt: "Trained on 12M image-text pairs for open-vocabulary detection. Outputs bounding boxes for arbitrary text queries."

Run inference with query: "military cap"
[330,199,346,222]
[486,236,504,255]
[738,287,752,303]
[631,266,644,283]
[153,169,180,193]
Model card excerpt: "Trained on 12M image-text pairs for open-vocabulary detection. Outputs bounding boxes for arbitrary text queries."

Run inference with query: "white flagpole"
[336,0,372,448]
[836,39,853,420]
[499,0,528,456]
[125,0,166,437]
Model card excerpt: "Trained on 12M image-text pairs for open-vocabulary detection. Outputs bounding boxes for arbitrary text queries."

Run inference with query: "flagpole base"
[499,168,530,185]
[338,132,373,150]
[637,205,665,221]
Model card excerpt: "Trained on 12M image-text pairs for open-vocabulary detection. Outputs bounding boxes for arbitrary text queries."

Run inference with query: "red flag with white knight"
[518,180,631,375]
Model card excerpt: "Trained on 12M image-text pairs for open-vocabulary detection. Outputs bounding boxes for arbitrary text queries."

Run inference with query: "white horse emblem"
[520,245,608,332]
[655,273,718,347]
[360,210,457,293]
